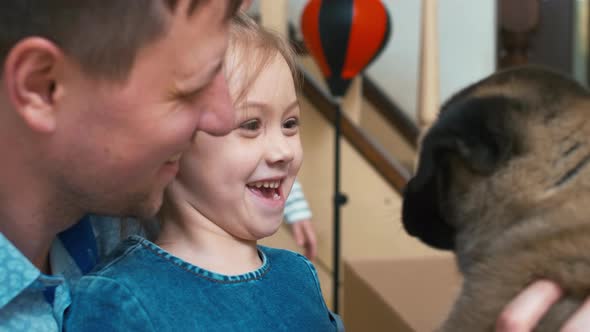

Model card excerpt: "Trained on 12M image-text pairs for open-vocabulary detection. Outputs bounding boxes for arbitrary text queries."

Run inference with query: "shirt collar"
[0,233,42,308]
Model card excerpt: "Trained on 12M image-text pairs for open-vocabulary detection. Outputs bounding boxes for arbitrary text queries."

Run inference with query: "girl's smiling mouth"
[246,178,285,207]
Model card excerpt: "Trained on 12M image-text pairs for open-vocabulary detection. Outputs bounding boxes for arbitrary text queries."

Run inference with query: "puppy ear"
[402,96,519,250]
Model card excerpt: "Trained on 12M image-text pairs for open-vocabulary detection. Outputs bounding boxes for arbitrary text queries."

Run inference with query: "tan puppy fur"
[402,66,590,331]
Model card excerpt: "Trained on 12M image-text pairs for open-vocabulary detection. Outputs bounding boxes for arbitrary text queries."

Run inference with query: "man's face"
[51,1,235,218]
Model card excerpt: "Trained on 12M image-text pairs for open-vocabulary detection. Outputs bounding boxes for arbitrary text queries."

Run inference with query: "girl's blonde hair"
[225,12,301,106]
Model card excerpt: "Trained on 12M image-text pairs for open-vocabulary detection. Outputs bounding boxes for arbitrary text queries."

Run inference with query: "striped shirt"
[284,180,312,224]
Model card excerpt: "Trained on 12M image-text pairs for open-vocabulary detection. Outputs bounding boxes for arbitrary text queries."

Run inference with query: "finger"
[559,296,590,332]
[302,222,317,260]
[303,245,312,260]
[240,0,254,11]
[496,280,562,332]
[306,242,317,261]
[291,223,304,247]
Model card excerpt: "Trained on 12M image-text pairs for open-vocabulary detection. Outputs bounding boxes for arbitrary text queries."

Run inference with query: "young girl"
[65,14,343,332]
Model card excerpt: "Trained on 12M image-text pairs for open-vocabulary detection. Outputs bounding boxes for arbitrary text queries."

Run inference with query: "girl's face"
[177,53,303,240]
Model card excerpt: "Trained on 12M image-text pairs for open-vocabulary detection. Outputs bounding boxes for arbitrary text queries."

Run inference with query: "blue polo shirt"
[0,233,69,331]
[0,216,128,331]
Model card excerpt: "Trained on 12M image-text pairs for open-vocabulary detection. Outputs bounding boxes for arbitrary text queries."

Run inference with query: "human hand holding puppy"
[497,281,590,332]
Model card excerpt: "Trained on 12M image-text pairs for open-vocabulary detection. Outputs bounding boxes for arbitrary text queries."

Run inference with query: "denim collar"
[130,235,270,284]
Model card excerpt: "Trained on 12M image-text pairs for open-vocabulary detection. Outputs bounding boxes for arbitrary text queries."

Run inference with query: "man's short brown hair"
[0,0,242,80]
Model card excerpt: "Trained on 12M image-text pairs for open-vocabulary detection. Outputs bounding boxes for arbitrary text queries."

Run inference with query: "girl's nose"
[265,134,295,165]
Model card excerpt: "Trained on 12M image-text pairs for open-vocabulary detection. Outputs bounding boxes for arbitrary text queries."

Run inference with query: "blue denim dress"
[65,236,344,331]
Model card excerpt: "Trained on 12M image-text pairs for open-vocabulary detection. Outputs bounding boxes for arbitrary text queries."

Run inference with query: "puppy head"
[402,66,590,251]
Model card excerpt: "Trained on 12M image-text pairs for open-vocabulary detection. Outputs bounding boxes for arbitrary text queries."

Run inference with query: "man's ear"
[402,96,519,250]
[3,37,64,133]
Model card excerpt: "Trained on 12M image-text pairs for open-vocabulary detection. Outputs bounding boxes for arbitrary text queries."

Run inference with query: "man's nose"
[197,72,235,136]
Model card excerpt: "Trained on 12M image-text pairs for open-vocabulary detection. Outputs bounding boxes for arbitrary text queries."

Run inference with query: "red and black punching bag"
[301,0,391,98]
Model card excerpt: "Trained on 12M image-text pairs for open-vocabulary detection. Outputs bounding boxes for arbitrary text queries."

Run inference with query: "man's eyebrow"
[177,61,223,92]
[204,62,223,85]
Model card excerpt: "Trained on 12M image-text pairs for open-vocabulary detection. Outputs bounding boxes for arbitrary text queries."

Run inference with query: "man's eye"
[176,87,205,103]
[240,119,261,131]
[177,92,196,103]
[283,117,299,129]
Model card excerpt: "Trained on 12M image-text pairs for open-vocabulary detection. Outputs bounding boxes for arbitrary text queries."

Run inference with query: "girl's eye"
[240,119,261,131]
[283,117,300,130]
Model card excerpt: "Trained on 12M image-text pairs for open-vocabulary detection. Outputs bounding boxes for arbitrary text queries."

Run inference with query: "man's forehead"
[164,0,208,16]
[165,0,230,80]
[164,0,240,21]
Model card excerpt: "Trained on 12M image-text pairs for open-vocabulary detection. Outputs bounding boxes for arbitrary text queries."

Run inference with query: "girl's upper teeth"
[252,180,280,189]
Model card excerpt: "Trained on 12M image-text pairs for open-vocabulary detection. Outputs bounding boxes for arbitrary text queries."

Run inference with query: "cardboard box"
[343,255,461,332]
